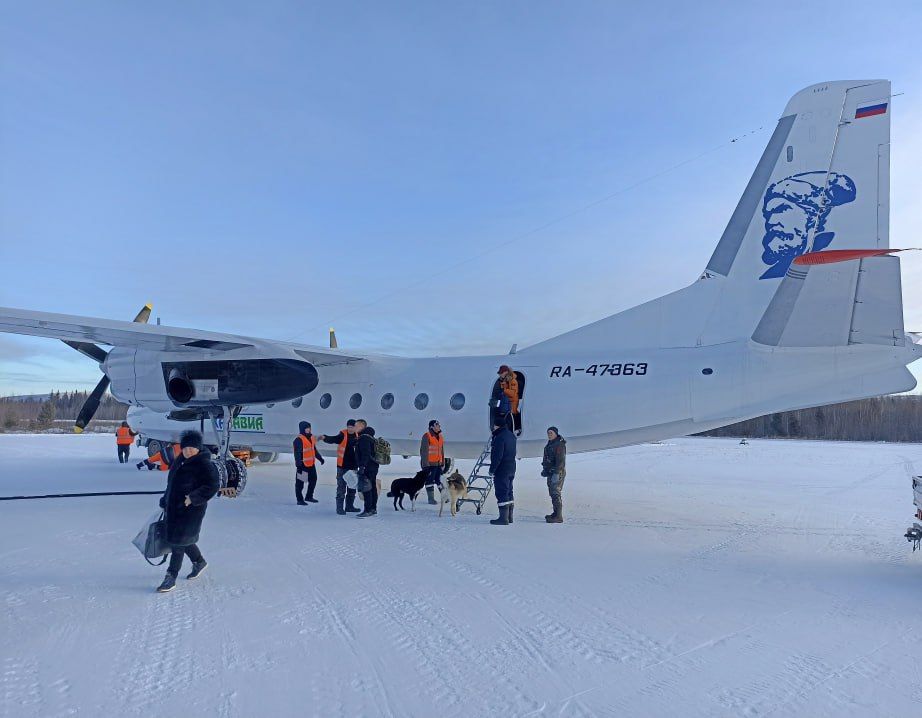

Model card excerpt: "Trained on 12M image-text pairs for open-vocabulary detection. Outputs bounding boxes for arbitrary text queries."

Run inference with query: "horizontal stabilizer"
[752,256,904,347]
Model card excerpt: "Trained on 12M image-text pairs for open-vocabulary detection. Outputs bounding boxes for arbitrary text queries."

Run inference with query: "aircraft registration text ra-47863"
[549,362,648,378]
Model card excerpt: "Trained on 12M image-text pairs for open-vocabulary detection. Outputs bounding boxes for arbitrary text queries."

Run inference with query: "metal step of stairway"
[457,440,493,515]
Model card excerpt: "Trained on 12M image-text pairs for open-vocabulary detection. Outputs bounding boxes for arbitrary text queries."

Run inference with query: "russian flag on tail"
[855,102,888,119]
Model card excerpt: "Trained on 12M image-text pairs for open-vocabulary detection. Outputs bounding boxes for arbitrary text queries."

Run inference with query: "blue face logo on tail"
[760,171,857,279]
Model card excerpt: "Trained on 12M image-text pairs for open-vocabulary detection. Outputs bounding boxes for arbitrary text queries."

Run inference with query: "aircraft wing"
[0,306,365,367]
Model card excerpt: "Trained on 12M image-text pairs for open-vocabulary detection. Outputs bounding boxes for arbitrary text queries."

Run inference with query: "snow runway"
[1,434,921,717]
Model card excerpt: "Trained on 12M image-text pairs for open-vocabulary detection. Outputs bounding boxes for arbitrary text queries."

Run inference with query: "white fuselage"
[129,338,919,460]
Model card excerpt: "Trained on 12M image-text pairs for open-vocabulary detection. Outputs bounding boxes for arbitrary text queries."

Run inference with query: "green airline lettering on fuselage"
[229,415,264,432]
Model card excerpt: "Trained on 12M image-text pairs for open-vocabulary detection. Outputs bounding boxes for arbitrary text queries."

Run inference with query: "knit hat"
[547,426,559,436]
[299,421,310,434]
[180,430,204,450]
[346,419,356,427]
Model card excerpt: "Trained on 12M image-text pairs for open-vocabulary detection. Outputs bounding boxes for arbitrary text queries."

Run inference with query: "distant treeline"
[698,395,922,443]
[0,391,128,431]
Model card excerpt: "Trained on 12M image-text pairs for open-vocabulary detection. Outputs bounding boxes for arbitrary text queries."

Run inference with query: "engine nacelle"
[160,358,318,407]
[105,348,319,412]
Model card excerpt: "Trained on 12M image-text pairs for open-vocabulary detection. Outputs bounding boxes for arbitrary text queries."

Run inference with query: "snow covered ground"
[1,434,921,717]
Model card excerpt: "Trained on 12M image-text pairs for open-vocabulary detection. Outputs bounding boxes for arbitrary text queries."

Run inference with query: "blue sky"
[2,2,922,394]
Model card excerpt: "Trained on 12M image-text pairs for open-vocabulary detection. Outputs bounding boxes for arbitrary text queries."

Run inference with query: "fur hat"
[497,364,512,375]
[180,430,204,451]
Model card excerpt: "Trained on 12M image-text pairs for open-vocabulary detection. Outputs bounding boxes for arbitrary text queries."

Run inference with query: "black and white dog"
[386,470,428,511]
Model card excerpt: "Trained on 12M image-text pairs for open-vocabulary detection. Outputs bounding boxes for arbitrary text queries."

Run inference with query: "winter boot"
[336,497,346,515]
[156,573,177,593]
[545,497,563,523]
[357,491,376,517]
[490,505,511,526]
[345,489,360,513]
[305,484,319,504]
[426,486,437,505]
[508,503,514,524]
[186,559,208,579]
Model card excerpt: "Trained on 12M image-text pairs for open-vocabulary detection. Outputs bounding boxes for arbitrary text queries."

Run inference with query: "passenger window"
[319,393,332,409]
[349,393,363,409]
[786,145,794,162]
[381,393,394,410]
[291,396,303,408]
[414,393,429,410]
[450,393,465,410]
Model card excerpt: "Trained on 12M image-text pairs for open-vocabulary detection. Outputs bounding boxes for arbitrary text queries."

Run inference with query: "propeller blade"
[329,328,338,349]
[74,375,111,433]
[132,303,153,324]
[62,340,109,363]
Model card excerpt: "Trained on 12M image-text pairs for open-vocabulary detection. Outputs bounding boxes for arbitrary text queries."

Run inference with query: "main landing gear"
[209,405,247,497]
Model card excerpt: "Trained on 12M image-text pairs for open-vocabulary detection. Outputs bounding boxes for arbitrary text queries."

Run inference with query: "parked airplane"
[2,79,919,468]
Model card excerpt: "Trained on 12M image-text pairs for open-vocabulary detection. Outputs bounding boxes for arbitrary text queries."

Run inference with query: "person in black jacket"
[488,415,517,526]
[354,420,380,518]
[541,427,567,524]
[156,430,220,593]
[293,421,324,505]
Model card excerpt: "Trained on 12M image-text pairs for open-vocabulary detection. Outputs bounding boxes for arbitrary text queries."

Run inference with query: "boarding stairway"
[457,440,493,515]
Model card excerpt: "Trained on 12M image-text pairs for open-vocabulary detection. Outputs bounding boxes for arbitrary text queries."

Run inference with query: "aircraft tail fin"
[524,79,894,353]
[698,79,893,343]
[751,254,905,348]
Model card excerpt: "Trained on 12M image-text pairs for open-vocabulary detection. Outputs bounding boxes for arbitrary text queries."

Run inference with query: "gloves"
[158,496,165,508]
[540,469,548,478]
[136,461,145,470]
[318,457,325,465]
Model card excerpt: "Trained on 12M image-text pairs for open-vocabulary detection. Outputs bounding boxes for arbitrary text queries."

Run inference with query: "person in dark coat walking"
[293,421,324,505]
[488,415,517,526]
[541,427,567,523]
[156,430,220,593]
[354,421,380,518]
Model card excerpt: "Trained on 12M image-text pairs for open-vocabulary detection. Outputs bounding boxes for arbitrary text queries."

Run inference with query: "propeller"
[329,327,338,349]
[68,303,152,433]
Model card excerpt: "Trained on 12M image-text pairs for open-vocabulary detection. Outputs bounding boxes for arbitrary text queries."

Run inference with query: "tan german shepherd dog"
[439,470,469,517]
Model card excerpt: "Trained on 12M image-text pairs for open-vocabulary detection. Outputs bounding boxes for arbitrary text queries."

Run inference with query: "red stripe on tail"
[793,248,912,266]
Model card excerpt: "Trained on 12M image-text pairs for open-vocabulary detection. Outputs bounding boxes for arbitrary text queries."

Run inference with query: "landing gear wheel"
[215,457,248,497]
